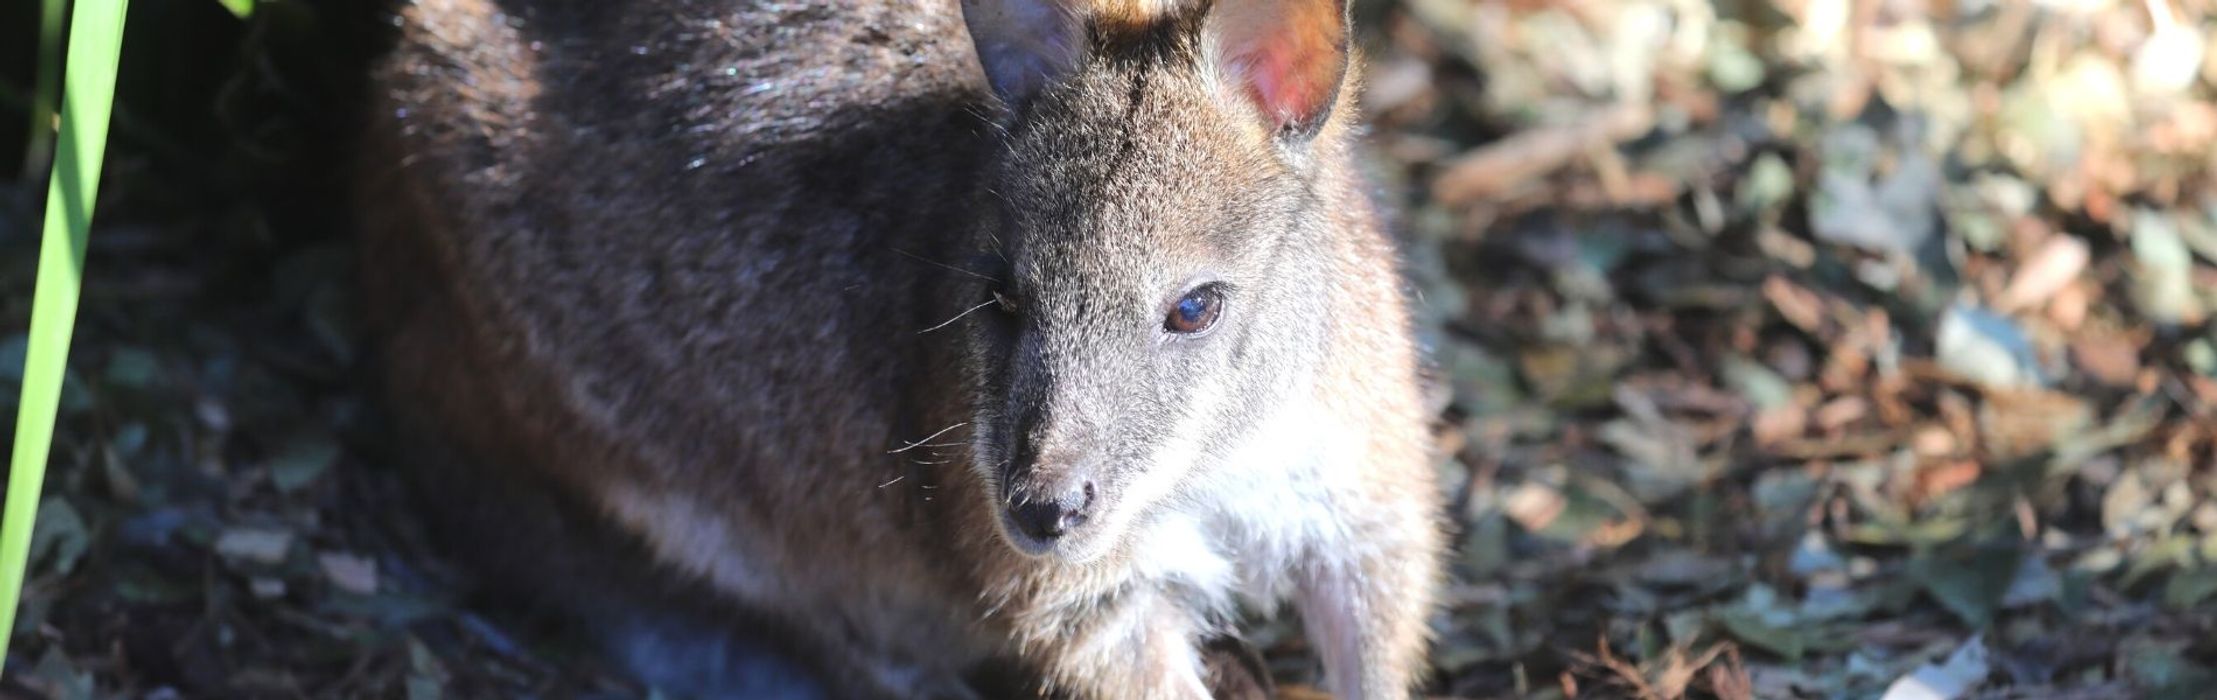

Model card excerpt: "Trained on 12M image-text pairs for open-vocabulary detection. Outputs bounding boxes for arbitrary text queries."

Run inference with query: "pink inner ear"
[1219,2,1346,131]
[1239,42,1331,127]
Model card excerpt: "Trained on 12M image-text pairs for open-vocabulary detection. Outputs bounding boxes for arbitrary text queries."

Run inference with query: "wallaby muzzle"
[1005,474,1095,542]
[997,412,1113,556]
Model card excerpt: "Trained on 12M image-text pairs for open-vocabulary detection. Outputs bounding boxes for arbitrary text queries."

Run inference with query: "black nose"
[1009,480,1095,541]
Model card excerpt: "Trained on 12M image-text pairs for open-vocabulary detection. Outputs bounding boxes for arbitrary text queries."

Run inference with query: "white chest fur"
[1130,399,1365,618]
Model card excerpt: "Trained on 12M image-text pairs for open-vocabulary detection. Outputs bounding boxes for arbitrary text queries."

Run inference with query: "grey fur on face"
[961,35,1343,562]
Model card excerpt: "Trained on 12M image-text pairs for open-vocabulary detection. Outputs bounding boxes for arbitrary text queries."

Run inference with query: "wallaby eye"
[1165,285,1224,335]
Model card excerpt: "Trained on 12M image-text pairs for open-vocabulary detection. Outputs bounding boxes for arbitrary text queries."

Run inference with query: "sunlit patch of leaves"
[1365,0,2217,697]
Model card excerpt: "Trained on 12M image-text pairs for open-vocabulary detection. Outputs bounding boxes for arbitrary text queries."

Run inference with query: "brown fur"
[358,0,1443,697]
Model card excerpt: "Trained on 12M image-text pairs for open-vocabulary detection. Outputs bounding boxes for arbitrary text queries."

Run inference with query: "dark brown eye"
[1165,286,1223,335]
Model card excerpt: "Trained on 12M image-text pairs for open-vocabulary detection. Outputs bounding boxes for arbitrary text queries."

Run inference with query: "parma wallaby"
[357,0,1444,697]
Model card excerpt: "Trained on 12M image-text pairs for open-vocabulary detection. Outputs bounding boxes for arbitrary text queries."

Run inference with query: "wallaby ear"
[1207,0,1351,137]
[962,0,1085,106]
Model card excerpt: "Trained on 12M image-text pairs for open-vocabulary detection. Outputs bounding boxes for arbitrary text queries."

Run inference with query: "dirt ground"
[3,0,2216,698]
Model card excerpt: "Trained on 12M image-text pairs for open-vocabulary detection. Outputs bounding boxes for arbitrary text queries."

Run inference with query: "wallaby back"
[360,0,1443,697]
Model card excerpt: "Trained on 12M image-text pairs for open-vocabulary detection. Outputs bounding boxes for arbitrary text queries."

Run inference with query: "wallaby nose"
[1009,480,1095,541]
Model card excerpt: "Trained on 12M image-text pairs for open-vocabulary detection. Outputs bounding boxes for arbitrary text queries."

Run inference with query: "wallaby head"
[954,0,1368,563]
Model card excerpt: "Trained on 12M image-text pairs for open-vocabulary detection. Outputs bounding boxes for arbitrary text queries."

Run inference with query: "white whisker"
[889,422,972,453]
[892,248,999,282]
[918,299,998,335]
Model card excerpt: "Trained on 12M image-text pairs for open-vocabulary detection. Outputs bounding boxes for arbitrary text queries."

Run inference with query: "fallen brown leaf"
[2069,335,2143,387]
[1763,276,1828,334]
[1753,405,1810,447]
[1504,483,1568,533]
[1815,396,1871,431]
[1997,235,2090,313]
[1431,102,1655,206]
[1979,388,2094,461]
[1704,645,1753,700]
[1914,459,1985,504]
[1913,425,1960,457]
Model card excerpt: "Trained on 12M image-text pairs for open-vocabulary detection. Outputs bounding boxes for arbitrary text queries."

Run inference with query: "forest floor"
[3,0,2216,698]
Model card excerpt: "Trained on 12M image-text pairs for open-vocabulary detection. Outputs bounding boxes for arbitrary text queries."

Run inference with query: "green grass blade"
[216,0,253,19]
[1,0,132,672]
[17,0,66,184]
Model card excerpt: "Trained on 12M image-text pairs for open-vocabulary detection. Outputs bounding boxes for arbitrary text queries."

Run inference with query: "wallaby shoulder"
[359,1,1015,693]
[363,0,996,487]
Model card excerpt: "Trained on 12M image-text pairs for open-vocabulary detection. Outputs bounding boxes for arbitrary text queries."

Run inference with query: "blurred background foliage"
[2,0,2215,698]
